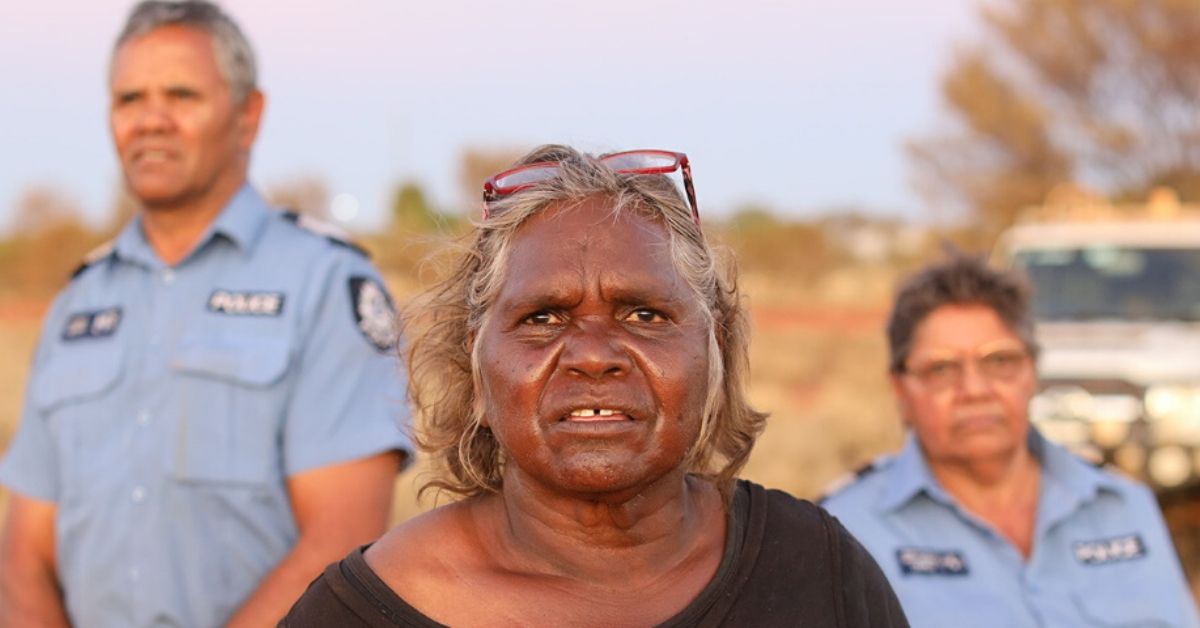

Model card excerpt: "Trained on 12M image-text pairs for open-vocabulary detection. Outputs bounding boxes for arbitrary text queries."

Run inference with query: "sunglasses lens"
[602,151,678,172]
[493,163,561,192]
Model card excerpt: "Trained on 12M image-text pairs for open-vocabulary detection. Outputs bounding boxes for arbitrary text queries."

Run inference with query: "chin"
[546,456,677,498]
[956,433,1020,461]
[125,175,186,206]
[131,189,189,210]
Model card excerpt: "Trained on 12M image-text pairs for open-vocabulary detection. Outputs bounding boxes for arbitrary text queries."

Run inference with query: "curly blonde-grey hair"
[405,144,766,502]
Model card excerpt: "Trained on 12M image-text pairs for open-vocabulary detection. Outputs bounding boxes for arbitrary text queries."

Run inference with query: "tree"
[910,0,1200,232]
[1,186,99,296]
[457,147,526,215]
[390,181,442,232]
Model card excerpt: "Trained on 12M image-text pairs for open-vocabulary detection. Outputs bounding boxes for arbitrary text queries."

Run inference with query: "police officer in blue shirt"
[822,254,1199,628]
[0,2,411,626]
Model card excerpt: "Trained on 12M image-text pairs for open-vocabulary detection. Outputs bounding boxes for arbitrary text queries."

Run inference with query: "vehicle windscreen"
[1012,247,1200,321]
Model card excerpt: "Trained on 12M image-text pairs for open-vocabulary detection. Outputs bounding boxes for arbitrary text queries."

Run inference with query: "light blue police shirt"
[821,430,1200,628]
[0,185,413,628]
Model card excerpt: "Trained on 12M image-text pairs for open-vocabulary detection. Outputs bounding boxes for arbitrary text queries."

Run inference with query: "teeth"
[569,408,620,418]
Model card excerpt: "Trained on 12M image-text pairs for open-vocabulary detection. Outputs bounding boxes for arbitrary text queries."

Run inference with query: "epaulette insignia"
[281,210,370,258]
[816,459,882,505]
[70,241,116,279]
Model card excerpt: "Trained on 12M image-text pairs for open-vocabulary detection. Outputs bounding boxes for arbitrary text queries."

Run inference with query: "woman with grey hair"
[822,254,1199,627]
[283,145,908,626]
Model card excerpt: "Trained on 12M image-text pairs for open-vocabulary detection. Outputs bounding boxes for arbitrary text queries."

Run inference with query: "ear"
[235,89,265,152]
[890,373,914,428]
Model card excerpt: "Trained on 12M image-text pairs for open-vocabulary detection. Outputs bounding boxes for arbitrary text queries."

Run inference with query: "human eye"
[981,350,1025,378]
[521,310,562,326]
[113,91,142,106]
[917,360,961,387]
[624,307,669,324]
[167,86,200,101]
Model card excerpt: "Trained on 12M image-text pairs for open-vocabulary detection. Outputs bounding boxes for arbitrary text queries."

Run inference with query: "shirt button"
[136,410,150,426]
[131,486,146,503]
[162,269,176,285]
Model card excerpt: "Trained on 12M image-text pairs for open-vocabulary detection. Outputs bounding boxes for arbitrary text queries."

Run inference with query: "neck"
[141,170,246,267]
[930,444,1041,556]
[476,469,723,584]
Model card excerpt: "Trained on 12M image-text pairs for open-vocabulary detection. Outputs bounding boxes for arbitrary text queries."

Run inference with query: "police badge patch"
[1073,534,1146,566]
[349,276,399,352]
[896,547,970,576]
[208,290,285,316]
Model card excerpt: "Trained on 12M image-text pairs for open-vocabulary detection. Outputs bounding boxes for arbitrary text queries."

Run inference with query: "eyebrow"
[910,341,1026,360]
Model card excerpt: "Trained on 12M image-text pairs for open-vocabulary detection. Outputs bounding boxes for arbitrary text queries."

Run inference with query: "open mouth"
[132,148,178,165]
[564,408,633,422]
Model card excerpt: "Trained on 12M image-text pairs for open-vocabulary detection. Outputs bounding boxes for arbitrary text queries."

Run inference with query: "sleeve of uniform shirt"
[1128,483,1200,627]
[281,251,413,476]
[0,294,70,500]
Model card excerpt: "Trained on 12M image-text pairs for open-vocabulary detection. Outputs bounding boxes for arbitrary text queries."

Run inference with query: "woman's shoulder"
[284,502,487,627]
[367,499,484,584]
[738,479,829,532]
[728,480,909,627]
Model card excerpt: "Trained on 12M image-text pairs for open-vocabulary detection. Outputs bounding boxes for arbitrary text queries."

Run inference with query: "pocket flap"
[170,334,291,387]
[31,347,124,411]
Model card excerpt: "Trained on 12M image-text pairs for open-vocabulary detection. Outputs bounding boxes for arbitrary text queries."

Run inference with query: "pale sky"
[0,0,976,231]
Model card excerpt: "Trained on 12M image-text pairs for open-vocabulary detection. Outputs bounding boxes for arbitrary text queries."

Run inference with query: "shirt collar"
[112,184,271,266]
[875,426,1120,514]
[877,432,942,513]
[1034,426,1121,503]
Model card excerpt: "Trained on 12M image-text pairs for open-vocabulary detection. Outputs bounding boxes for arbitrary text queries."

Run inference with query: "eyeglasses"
[481,149,699,224]
[902,347,1031,392]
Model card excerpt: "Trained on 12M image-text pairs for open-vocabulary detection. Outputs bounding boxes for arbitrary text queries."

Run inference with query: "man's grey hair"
[112,0,257,103]
[887,252,1040,373]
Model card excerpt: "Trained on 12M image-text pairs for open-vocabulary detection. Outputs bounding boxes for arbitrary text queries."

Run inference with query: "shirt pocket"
[30,346,125,414]
[167,333,292,486]
[1072,582,1179,628]
[29,346,125,494]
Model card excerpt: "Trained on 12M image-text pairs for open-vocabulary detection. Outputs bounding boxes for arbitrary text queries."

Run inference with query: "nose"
[559,318,632,380]
[134,98,174,134]
[956,359,993,398]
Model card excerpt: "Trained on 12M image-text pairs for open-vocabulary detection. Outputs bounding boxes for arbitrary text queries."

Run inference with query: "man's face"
[109,25,262,210]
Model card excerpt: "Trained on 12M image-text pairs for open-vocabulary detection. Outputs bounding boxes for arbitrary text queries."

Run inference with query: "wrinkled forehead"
[109,25,225,87]
[502,198,677,290]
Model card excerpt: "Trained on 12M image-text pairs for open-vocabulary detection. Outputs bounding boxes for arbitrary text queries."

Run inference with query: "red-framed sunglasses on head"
[481,149,699,224]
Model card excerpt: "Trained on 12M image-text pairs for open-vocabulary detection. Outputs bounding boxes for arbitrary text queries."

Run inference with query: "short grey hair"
[406,144,767,503]
[112,0,258,103]
[887,252,1040,373]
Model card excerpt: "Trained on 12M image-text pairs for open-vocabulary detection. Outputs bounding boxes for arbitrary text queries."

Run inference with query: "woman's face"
[892,303,1037,468]
[475,197,712,497]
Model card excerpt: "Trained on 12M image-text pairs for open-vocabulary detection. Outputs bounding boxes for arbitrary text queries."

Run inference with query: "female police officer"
[822,254,1198,627]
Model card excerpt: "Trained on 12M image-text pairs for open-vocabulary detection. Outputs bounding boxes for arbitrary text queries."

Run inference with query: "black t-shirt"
[281,480,908,627]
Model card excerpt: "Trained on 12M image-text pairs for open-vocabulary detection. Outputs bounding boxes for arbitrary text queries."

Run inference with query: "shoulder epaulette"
[280,210,371,259]
[816,459,883,505]
[70,240,117,279]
